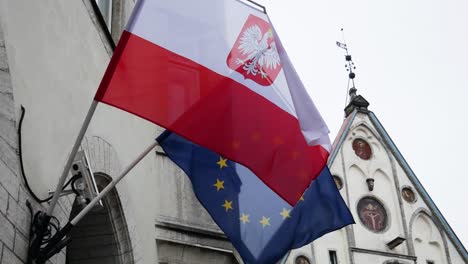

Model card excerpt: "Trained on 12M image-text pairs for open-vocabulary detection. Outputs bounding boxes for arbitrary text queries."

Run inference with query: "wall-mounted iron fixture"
[366,178,375,191]
[387,236,406,250]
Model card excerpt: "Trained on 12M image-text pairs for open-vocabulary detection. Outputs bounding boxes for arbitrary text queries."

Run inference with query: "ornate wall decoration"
[295,255,311,264]
[401,187,417,203]
[333,175,343,190]
[352,138,372,160]
[357,197,388,232]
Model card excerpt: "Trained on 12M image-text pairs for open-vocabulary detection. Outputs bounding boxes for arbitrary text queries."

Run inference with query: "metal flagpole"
[37,141,158,262]
[47,100,99,216]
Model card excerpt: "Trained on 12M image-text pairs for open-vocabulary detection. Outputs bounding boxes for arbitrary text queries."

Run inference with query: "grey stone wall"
[0,21,71,264]
[0,20,27,264]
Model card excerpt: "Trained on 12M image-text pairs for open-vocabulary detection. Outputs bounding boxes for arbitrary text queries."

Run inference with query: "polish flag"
[94,0,331,205]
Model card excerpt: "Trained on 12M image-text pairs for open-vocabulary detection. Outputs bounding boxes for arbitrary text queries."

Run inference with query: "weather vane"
[336,28,358,111]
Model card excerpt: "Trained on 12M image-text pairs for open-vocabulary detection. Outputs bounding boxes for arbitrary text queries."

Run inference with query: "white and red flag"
[94,0,331,205]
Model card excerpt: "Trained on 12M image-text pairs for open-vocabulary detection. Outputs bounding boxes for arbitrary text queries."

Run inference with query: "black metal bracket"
[27,212,51,264]
[27,209,74,264]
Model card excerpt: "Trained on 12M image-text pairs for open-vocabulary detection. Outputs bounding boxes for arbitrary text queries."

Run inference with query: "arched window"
[67,173,134,264]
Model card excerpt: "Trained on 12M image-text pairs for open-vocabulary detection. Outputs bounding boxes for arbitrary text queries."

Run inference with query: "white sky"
[255,0,468,247]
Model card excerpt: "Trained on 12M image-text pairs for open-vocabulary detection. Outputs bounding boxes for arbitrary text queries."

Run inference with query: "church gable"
[326,105,467,264]
[329,112,408,256]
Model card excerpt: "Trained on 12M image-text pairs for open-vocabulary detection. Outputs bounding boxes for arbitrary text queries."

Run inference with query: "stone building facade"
[0,1,466,264]
[284,95,467,264]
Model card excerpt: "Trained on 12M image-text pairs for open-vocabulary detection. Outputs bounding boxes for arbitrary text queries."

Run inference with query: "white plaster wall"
[285,230,350,264]
[285,245,314,264]
[0,0,159,263]
[353,252,413,264]
[394,158,429,225]
[412,213,446,264]
[341,113,406,254]
[393,155,464,263]
[447,240,466,264]
[275,111,467,264]
[311,229,350,264]
[330,153,349,211]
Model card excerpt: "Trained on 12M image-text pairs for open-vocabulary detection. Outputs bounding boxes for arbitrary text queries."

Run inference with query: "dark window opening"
[329,250,338,264]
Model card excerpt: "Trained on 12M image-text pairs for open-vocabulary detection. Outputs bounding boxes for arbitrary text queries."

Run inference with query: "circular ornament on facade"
[333,175,343,190]
[295,256,311,264]
[352,139,372,160]
[401,187,417,203]
[357,197,388,232]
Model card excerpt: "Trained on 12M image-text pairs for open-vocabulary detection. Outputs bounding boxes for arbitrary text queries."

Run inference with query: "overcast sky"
[254,0,468,247]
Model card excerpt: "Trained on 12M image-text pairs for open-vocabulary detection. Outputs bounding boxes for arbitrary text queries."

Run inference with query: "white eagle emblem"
[235,25,281,79]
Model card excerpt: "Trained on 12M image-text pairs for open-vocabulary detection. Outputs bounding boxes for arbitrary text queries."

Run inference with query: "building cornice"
[350,247,417,261]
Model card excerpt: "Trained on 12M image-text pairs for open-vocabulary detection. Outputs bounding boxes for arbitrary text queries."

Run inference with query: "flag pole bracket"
[26,141,158,264]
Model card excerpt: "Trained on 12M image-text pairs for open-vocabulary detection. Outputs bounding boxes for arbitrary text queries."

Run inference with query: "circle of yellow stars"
[214,156,301,228]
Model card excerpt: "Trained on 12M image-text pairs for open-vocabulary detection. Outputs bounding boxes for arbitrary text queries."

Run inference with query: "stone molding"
[408,208,451,264]
[80,135,143,263]
[350,247,417,261]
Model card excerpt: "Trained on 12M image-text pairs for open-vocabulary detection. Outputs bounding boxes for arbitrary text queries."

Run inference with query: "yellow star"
[213,179,225,191]
[222,200,233,212]
[280,208,291,219]
[259,216,271,228]
[240,213,250,224]
[299,195,305,201]
[217,157,228,169]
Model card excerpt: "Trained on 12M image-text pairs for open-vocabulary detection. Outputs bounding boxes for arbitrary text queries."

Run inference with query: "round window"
[352,139,372,160]
[333,175,343,190]
[401,187,416,203]
[295,256,311,264]
[357,197,388,232]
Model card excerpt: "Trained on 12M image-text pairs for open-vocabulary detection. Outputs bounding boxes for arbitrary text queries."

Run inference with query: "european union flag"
[157,131,354,264]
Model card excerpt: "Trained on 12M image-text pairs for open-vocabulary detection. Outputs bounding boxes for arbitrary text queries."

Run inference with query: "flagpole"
[46,100,99,216]
[38,141,158,261]
[72,141,157,224]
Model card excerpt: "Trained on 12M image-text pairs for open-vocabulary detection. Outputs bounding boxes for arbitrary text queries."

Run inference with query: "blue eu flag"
[157,131,354,264]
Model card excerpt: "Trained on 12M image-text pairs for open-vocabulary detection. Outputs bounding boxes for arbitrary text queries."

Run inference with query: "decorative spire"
[336,28,358,104]
[337,29,369,117]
